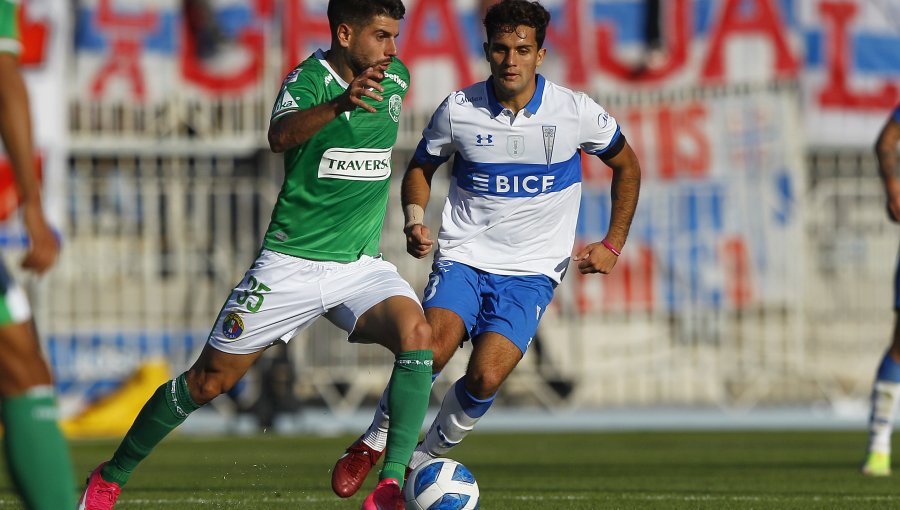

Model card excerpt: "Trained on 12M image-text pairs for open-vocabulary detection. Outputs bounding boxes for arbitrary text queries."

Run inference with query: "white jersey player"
[332,0,642,498]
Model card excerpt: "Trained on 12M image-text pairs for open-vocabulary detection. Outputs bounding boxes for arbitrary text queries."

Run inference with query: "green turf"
[0,430,896,509]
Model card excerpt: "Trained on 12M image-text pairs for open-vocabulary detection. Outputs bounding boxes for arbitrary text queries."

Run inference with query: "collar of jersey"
[315,48,351,89]
[486,74,546,118]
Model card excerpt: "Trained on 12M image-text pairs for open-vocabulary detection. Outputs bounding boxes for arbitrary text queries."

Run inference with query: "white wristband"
[404,204,425,229]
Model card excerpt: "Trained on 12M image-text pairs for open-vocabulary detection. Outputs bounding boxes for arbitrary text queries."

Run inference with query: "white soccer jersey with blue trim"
[415,75,623,283]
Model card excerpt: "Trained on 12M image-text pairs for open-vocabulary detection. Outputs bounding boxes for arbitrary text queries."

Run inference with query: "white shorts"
[207,249,421,355]
[0,259,30,326]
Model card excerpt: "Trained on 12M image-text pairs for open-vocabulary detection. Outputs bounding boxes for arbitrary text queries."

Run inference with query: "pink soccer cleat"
[361,478,404,510]
[76,463,121,510]
[332,436,384,498]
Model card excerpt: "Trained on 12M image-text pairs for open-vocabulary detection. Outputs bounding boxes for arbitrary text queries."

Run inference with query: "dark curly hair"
[483,0,552,48]
[327,0,406,35]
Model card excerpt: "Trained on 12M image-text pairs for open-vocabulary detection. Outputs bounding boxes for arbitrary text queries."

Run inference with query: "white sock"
[868,380,900,454]
[413,378,494,469]
[361,373,439,453]
[361,386,390,452]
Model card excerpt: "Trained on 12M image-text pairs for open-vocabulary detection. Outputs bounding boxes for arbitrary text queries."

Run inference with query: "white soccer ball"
[403,457,480,510]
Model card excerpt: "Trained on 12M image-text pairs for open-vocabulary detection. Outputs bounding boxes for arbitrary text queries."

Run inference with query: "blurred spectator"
[183,0,225,60]
[633,0,666,76]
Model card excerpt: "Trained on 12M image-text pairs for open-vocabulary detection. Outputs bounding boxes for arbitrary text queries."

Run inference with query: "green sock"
[101,373,200,486]
[381,349,433,486]
[2,386,76,510]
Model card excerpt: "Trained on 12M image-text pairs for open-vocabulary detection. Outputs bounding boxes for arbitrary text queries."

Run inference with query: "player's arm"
[574,141,641,275]
[875,110,900,222]
[0,53,57,273]
[268,58,391,153]
[400,94,455,258]
[401,159,441,259]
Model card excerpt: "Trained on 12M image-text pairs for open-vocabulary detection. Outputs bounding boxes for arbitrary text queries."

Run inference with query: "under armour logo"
[475,134,493,145]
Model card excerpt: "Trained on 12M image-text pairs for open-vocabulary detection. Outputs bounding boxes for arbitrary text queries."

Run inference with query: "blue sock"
[877,352,900,383]
[453,378,494,419]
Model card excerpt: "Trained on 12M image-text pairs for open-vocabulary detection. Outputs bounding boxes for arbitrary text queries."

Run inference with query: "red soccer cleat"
[360,478,404,510]
[332,437,384,498]
[77,463,121,510]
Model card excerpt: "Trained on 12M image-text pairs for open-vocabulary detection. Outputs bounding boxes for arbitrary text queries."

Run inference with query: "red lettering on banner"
[17,4,47,66]
[721,237,752,306]
[181,7,265,94]
[401,0,473,92]
[656,103,709,180]
[602,244,654,311]
[90,0,159,100]
[701,0,798,82]
[817,1,898,110]
[572,242,655,313]
[545,1,587,88]
[282,1,331,78]
[596,0,690,82]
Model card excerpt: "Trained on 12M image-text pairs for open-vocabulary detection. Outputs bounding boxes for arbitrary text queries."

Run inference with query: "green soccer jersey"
[0,0,21,56]
[264,50,409,262]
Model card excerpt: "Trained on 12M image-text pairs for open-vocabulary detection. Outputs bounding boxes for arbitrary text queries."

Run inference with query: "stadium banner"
[0,0,68,239]
[70,0,898,147]
[559,84,805,314]
[798,0,900,146]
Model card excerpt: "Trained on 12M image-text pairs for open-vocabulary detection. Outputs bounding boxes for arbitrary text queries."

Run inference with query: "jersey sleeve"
[270,66,321,122]
[413,94,456,166]
[892,105,900,123]
[578,94,625,161]
[0,0,22,56]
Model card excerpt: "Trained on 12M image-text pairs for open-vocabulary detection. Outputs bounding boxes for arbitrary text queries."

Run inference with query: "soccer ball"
[403,457,480,510]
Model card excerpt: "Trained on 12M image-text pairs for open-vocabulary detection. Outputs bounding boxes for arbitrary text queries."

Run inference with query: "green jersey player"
[0,1,76,509]
[78,1,432,509]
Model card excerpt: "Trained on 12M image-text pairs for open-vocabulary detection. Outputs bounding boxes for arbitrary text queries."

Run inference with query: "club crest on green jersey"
[389,94,402,122]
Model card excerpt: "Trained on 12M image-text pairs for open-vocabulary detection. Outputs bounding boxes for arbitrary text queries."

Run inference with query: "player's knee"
[403,319,432,352]
[466,371,502,400]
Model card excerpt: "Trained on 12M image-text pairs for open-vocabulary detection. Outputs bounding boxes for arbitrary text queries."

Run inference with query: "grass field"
[0,431,896,509]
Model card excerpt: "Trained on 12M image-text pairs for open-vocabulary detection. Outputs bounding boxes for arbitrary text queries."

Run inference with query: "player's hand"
[335,58,393,114]
[572,241,618,275]
[404,223,434,259]
[20,202,58,274]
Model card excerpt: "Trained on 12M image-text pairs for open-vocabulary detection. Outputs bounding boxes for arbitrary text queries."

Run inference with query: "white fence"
[31,84,898,417]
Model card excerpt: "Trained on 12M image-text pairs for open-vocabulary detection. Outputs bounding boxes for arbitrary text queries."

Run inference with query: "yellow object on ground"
[61,360,170,438]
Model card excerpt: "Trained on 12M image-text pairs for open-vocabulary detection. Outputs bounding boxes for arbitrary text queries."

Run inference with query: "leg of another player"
[358,307,466,451]
[354,296,433,485]
[0,321,76,510]
[97,345,265,487]
[412,330,522,467]
[864,311,900,475]
[332,306,463,498]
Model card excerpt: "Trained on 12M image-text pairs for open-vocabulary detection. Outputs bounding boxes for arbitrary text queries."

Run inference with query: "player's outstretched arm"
[268,58,392,153]
[875,115,900,222]
[0,54,57,274]
[401,159,441,259]
[574,141,641,275]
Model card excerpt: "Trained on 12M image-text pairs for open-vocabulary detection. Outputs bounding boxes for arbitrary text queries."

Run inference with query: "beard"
[348,51,392,76]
